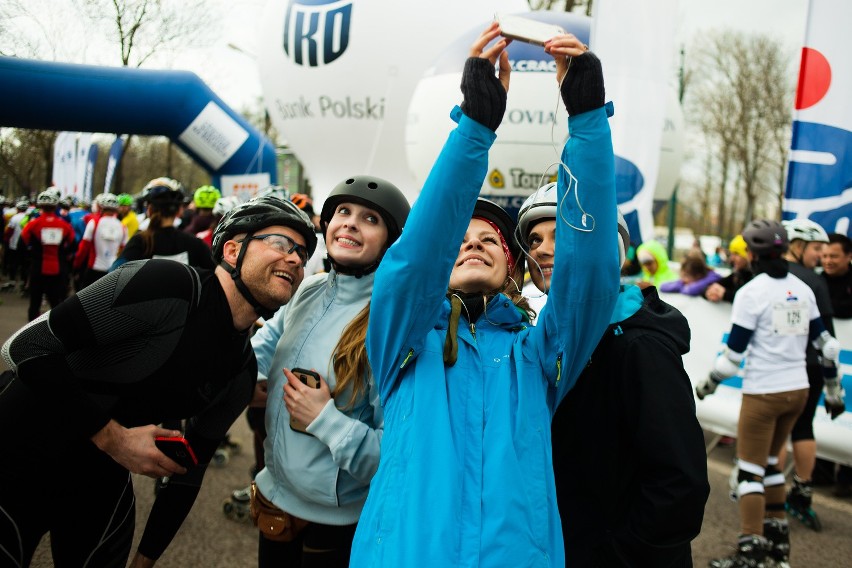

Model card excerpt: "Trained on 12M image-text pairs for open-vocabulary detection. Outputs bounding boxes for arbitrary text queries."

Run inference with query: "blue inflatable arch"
[0,56,276,187]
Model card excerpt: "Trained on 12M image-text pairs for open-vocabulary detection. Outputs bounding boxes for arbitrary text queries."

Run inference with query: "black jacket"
[788,262,835,367]
[553,286,709,567]
[702,266,753,303]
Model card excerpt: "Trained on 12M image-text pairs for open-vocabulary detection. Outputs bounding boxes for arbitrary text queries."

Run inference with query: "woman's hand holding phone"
[283,368,332,434]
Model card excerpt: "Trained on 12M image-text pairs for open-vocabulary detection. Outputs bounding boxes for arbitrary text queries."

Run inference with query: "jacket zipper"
[555,354,563,386]
[400,348,414,370]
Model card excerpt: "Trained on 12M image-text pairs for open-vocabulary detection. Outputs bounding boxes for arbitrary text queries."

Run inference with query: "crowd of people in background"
[0,19,850,568]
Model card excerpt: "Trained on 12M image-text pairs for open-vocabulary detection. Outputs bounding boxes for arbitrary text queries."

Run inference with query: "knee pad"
[737,460,765,499]
[764,464,785,488]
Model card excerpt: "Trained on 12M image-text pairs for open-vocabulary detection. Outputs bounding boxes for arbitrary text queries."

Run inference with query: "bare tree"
[686,31,794,236]
[79,0,218,68]
[0,129,56,196]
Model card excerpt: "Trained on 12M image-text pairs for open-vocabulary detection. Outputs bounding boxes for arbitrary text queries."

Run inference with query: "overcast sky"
[179,0,809,113]
[6,0,808,113]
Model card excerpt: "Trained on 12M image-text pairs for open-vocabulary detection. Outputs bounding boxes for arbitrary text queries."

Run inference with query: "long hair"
[139,201,181,257]
[330,302,371,410]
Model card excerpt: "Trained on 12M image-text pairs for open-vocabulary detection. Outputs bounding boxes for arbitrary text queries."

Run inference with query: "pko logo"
[283,0,352,67]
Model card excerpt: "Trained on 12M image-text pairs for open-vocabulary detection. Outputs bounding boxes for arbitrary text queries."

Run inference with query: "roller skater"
[780,218,837,533]
[697,219,843,568]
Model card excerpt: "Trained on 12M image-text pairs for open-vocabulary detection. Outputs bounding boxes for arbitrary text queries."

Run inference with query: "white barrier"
[661,292,852,466]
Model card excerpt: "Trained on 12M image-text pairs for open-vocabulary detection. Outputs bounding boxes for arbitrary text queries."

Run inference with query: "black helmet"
[212,195,317,263]
[472,197,523,274]
[320,176,410,245]
[742,219,788,258]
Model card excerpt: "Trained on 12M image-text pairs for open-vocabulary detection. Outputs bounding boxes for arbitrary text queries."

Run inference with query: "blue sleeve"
[535,103,620,403]
[366,107,497,404]
[726,324,753,354]
[809,316,827,342]
[251,306,287,381]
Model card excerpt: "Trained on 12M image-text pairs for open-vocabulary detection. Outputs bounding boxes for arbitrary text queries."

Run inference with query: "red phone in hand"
[155,436,198,468]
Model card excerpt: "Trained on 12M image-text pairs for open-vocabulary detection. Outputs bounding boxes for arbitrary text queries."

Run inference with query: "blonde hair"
[330,303,371,410]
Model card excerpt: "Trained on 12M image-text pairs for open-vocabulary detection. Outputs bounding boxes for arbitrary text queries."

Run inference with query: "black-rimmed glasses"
[238,234,309,265]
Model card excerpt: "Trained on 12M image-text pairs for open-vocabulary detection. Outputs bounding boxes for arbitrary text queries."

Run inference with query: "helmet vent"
[368,182,378,190]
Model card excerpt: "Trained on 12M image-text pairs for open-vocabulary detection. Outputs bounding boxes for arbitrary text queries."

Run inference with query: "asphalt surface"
[2,285,851,567]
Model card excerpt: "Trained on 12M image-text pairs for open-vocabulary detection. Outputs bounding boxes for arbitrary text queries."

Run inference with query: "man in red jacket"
[20,188,76,320]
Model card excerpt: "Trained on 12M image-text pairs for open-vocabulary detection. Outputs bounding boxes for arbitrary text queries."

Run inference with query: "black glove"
[460,57,507,132]
[560,51,605,116]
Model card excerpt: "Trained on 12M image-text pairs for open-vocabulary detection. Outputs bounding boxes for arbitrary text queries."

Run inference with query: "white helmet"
[213,195,240,217]
[36,187,60,206]
[95,192,120,210]
[518,182,630,267]
[517,182,558,247]
[783,218,829,243]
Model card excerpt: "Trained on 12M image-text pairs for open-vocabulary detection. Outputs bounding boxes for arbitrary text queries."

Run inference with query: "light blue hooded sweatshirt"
[350,103,619,568]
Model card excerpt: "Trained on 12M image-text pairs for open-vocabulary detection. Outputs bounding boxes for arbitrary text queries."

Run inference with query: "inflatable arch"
[0,56,277,188]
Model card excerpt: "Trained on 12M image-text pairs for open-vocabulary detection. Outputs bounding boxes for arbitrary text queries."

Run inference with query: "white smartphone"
[495,13,565,46]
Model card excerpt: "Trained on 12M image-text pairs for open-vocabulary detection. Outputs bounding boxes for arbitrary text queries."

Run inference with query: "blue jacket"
[350,104,619,568]
[253,269,383,525]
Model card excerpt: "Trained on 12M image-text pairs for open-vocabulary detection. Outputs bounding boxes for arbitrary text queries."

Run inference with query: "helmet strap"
[220,233,278,321]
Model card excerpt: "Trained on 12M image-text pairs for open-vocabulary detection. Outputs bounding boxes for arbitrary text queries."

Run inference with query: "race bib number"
[40,227,63,245]
[772,300,809,336]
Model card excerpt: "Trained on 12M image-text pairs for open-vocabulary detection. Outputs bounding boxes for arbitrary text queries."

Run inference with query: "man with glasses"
[0,194,316,568]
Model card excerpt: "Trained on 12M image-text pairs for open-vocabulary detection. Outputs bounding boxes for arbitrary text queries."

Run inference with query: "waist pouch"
[250,481,309,542]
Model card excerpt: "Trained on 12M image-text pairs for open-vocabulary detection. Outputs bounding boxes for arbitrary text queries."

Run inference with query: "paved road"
[2,286,851,567]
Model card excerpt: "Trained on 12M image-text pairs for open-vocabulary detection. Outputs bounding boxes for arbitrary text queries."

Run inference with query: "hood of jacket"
[636,240,679,285]
[612,285,691,355]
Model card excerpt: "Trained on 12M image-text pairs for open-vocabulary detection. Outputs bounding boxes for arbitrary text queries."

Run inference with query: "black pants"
[27,273,68,321]
[790,363,823,442]
[0,377,136,567]
[257,521,357,568]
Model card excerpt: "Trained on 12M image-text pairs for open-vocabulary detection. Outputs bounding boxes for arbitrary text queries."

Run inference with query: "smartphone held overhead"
[495,13,565,46]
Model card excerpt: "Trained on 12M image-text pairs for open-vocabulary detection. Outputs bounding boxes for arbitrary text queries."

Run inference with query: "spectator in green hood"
[636,239,679,287]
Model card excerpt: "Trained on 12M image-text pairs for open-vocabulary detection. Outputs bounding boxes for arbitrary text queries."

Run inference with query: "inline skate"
[785,475,822,531]
[222,484,252,523]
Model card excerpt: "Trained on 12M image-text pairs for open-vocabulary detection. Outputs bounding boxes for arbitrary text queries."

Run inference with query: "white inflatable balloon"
[407,12,590,218]
[406,11,684,219]
[258,0,527,207]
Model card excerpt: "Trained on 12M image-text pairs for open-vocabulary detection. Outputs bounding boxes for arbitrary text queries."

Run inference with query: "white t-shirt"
[522,281,547,326]
[7,212,26,250]
[84,215,129,271]
[731,272,818,394]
